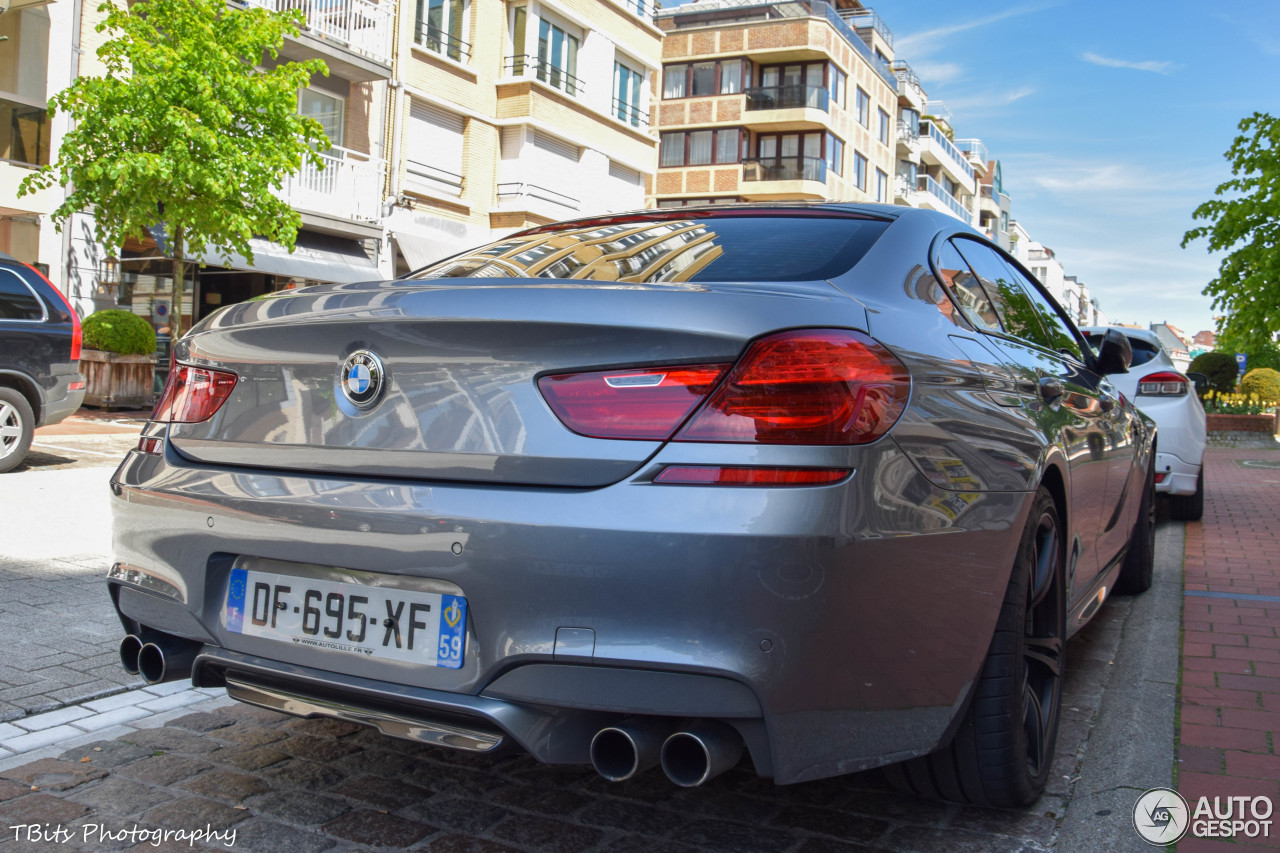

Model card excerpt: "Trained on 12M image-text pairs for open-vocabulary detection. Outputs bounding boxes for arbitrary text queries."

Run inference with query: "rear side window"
[408,214,890,283]
[935,241,1001,331]
[0,269,44,321]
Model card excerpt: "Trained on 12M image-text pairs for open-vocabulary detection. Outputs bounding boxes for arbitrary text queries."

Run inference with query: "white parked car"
[1081,326,1206,520]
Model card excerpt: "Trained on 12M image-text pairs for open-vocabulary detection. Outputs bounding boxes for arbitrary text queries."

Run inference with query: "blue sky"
[880,0,1280,335]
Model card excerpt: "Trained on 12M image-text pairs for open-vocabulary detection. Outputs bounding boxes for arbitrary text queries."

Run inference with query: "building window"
[662,59,751,99]
[878,108,890,146]
[415,0,468,61]
[299,88,344,150]
[537,17,580,96]
[853,151,867,191]
[855,87,870,126]
[825,132,844,177]
[828,64,846,109]
[659,129,743,167]
[614,61,644,126]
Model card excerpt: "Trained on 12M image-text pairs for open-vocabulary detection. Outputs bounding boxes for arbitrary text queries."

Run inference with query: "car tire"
[0,388,35,474]
[884,487,1065,807]
[1115,457,1156,594]
[1169,467,1205,522]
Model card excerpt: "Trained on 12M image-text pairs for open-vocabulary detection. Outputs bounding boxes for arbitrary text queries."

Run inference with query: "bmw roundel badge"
[340,350,386,409]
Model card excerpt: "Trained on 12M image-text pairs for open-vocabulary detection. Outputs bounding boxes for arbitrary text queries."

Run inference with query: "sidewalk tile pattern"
[1178,447,1280,851]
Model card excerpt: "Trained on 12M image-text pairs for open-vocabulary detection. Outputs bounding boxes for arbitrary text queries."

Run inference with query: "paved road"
[0,417,1187,851]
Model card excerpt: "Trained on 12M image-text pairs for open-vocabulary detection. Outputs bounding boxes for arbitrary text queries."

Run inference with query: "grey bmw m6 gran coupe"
[108,204,1154,807]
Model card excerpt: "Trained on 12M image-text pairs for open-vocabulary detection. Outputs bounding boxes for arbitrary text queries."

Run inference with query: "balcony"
[612,99,648,128]
[918,175,969,222]
[504,55,585,99]
[280,145,388,225]
[740,156,828,197]
[838,6,893,48]
[895,119,921,159]
[239,0,393,79]
[406,160,464,200]
[893,175,920,206]
[890,60,925,108]
[918,121,975,189]
[0,96,49,169]
[496,182,581,223]
[745,84,829,112]
[414,20,471,63]
[954,138,989,170]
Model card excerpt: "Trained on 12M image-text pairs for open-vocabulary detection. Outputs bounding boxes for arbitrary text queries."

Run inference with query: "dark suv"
[0,251,85,472]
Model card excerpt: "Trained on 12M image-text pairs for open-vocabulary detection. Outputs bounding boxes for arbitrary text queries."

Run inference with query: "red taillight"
[137,436,163,455]
[675,329,910,445]
[25,263,81,361]
[654,466,850,486]
[1137,371,1188,396]
[151,364,238,423]
[538,364,730,440]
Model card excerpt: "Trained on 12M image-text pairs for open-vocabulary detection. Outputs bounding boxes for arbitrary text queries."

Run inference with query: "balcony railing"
[955,138,989,165]
[281,145,388,223]
[0,96,50,168]
[612,98,648,128]
[623,0,657,21]
[895,119,919,145]
[415,21,470,62]
[919,121,974,181]
[919,175,968,221]
[744,84,830,112]
[496,182,580,211]
[504,55,585,98]
[406,160,464,198]
[839,6,893,48]
[241,0,393,65]
[742,155,827,183]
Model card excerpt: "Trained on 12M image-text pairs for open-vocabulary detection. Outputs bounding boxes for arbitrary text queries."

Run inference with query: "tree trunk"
[170,226,184,340]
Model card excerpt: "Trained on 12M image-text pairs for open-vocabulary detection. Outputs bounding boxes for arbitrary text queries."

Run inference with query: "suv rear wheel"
[0,388,34,474]
[885,487,1065,806]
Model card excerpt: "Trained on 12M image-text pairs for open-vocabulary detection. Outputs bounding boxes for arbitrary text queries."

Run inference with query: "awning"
[394,231,458,271]
[148,226,381,284]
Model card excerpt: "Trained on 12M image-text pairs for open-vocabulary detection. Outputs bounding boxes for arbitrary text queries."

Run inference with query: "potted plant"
[80,309,158,410]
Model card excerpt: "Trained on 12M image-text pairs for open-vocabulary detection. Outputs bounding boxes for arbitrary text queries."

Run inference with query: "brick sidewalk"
[1178,446,1280,851]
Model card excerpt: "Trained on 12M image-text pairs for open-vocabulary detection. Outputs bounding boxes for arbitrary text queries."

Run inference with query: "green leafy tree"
[18,0,328,339]
[1188,350,1239,394]
[1214,328,1280,373]
[1182,112,1280,350]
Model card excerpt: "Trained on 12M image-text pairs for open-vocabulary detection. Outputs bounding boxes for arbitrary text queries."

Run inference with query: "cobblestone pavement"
[0,565,1148,853]
[1177,446,1280,853]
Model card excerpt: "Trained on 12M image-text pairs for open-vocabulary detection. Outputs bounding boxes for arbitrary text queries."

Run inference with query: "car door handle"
[1039,376,1064,404]
[1099,394,1117,413]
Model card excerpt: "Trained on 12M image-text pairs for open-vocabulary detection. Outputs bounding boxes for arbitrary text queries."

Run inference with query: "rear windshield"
[406,214,889,284]
[1084,333,1163,367]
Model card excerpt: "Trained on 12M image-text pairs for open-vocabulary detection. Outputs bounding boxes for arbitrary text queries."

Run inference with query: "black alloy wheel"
[884,487,1065,806]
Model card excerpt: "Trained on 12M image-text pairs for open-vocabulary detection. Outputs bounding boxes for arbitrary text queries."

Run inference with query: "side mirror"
[1094,328,1132,375]
[1186,372,1210,396]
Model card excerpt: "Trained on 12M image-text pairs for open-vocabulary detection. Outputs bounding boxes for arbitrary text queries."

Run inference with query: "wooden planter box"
[1206,412,1279,434]
[81,349,156,410]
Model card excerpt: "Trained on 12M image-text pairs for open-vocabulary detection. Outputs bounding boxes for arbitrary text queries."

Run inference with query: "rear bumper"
[38,374,86,427]
[108,437,1028,784]
[1154,450,1200,496]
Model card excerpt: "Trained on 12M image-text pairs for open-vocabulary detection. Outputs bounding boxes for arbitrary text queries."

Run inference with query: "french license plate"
[224,567,466,669]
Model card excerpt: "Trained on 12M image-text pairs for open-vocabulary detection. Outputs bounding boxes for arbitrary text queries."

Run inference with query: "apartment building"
[1,0,77,297]
[386,0,663,274]
[649,0,896,207]
[956,139,1011,250]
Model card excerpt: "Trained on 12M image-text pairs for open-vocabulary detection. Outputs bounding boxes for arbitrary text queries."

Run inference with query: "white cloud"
[912,61,965,86]
[945,86,1036,112]
[1081,52,1174,75]
[896,3,1060,57]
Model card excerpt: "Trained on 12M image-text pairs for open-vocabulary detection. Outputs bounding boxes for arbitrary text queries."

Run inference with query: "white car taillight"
[1137,371,1189,397]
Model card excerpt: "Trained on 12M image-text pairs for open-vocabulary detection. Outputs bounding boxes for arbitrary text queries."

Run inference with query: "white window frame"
[299,87,345,151]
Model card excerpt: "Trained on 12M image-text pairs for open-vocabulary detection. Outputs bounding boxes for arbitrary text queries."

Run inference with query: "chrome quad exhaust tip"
[660,720,744,787]
[590,717,671,782]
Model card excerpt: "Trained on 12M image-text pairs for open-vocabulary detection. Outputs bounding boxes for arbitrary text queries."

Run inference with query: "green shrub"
[82,309,157,355]
[1240,367,1280,403]
[1188,350,1239,394]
